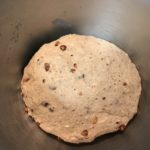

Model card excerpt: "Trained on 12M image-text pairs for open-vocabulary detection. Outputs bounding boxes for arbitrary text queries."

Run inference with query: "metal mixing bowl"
[0,0,150,150]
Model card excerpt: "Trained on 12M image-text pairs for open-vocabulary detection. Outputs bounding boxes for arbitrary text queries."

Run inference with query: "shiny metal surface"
[0,0,150,150]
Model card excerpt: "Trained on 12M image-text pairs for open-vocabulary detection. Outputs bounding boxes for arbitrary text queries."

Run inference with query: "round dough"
[21,34,141,143]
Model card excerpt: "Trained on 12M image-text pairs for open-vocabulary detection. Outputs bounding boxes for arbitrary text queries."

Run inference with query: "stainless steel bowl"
[0,0,150,149]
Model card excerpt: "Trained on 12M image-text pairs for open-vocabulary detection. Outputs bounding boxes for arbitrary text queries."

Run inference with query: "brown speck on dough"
[21,92,24,97]
[70,54,73,57]
[24,107,28,113]
[122,91,126,95]
[49,107,54,112]
[72,109,75,112]
[106,63,109,66]
[70,68,76,73]
[78,74,85,79]
[49,86,57,90]
[55,41,60,46]
[102,97,106,100]
[63,106,67,109]
[101,58,104,60]
[91,116,98,124]
[85,106,90,113]
[60,45,67,51]
[23,78,30,82]
[119,124,126,131]
[41,101,49,107]
[30,109,34,112]
[102,108,106,111]
[81,130,88,136]
[79,92,82,96]
[37,58,40,61]
[42,79,45,83]
[82,74,85,78]
[123,82,127,86]
[73,63,77,68]
[95,97,98,100]
[36,122,40,125]
[44,63,50,71]
[29,116,34,122]
[116,121,120,124]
